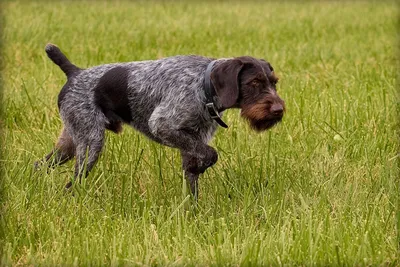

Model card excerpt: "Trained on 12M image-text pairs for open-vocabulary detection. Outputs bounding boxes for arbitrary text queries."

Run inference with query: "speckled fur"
[36,44,285,198]
[37,45,224,196]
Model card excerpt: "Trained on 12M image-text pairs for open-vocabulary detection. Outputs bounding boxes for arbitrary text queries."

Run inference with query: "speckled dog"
[36,44,285,198]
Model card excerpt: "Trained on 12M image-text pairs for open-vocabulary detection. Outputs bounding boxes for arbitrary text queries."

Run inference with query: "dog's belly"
[127,114,159,142]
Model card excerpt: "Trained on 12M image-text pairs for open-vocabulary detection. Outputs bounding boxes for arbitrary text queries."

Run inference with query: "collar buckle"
[206,102,219,119]
[206,102,228,128]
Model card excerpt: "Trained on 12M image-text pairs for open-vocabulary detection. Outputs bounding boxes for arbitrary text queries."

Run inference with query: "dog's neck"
[204,60,229,128]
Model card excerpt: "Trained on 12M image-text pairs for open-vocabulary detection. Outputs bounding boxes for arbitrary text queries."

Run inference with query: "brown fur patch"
[106,122,123,134]
[55,128,76,157]
[250,119,281,132]
[241,102,270,121]
[240,94,284,132]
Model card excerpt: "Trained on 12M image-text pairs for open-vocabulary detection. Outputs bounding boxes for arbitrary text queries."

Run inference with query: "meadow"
[1,1,398,265]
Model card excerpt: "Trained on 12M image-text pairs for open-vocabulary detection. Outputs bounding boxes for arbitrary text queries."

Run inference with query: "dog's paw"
[65,181,73,189]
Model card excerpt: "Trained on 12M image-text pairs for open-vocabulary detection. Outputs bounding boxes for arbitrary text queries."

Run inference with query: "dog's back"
[46,44,214,141]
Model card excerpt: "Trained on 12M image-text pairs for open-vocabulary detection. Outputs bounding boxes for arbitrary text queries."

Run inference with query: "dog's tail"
[45,43,81,77]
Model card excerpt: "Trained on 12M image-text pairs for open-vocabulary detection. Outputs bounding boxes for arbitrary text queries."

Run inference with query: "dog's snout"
[271,103,284,116]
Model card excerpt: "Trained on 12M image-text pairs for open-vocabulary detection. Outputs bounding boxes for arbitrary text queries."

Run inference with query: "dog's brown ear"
[259,58,274,71]
[210,59,244,109]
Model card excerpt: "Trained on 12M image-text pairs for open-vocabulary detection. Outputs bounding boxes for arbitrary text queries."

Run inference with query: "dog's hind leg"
[65,122,105,189]
[35,128,75,170]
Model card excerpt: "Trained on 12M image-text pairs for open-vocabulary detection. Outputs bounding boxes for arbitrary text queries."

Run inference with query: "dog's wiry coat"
[37,44,285,198]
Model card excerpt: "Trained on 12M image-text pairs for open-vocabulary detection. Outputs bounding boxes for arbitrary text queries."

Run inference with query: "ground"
[0,1,398,265]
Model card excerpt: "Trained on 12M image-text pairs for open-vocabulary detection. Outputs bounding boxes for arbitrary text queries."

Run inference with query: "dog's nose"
[271,103,284,116]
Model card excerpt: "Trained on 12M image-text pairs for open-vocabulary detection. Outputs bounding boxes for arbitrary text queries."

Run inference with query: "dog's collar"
[204,60,228,129]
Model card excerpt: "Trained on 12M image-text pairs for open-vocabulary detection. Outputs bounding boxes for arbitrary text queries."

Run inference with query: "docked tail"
[45,43,81,77]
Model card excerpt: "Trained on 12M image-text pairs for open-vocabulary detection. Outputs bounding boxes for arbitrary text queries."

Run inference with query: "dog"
[35,44,285,198]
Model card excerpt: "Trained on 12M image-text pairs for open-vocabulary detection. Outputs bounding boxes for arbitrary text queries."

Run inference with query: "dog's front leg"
[180,146,218,199]
[151,125,218,198]
[184,171,200,200]
[149,106,218,198]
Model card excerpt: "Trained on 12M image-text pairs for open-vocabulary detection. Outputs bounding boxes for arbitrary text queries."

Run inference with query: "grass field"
[1,1,398,265]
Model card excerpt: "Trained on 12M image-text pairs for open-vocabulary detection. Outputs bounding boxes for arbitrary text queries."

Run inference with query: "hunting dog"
[35,44,285,198]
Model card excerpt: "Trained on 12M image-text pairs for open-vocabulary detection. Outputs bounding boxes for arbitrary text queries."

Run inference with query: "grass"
[1,1,398,265]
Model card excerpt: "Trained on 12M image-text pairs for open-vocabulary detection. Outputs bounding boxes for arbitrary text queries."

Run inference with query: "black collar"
[204,60,228,128]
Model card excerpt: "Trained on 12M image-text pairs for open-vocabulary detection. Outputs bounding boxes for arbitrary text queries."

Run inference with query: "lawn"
[1,1,398,265]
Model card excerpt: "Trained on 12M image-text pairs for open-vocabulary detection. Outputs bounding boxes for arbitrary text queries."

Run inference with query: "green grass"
[1,1,398,265]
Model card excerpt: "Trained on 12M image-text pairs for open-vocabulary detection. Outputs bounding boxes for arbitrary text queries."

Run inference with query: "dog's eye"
[251,80,260,87]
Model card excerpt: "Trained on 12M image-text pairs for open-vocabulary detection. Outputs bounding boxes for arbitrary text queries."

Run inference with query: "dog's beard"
[240,102,283,132]
[248,117,282,131]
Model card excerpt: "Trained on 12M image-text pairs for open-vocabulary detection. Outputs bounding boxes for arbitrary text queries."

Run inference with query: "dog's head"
[211,56,285,131]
